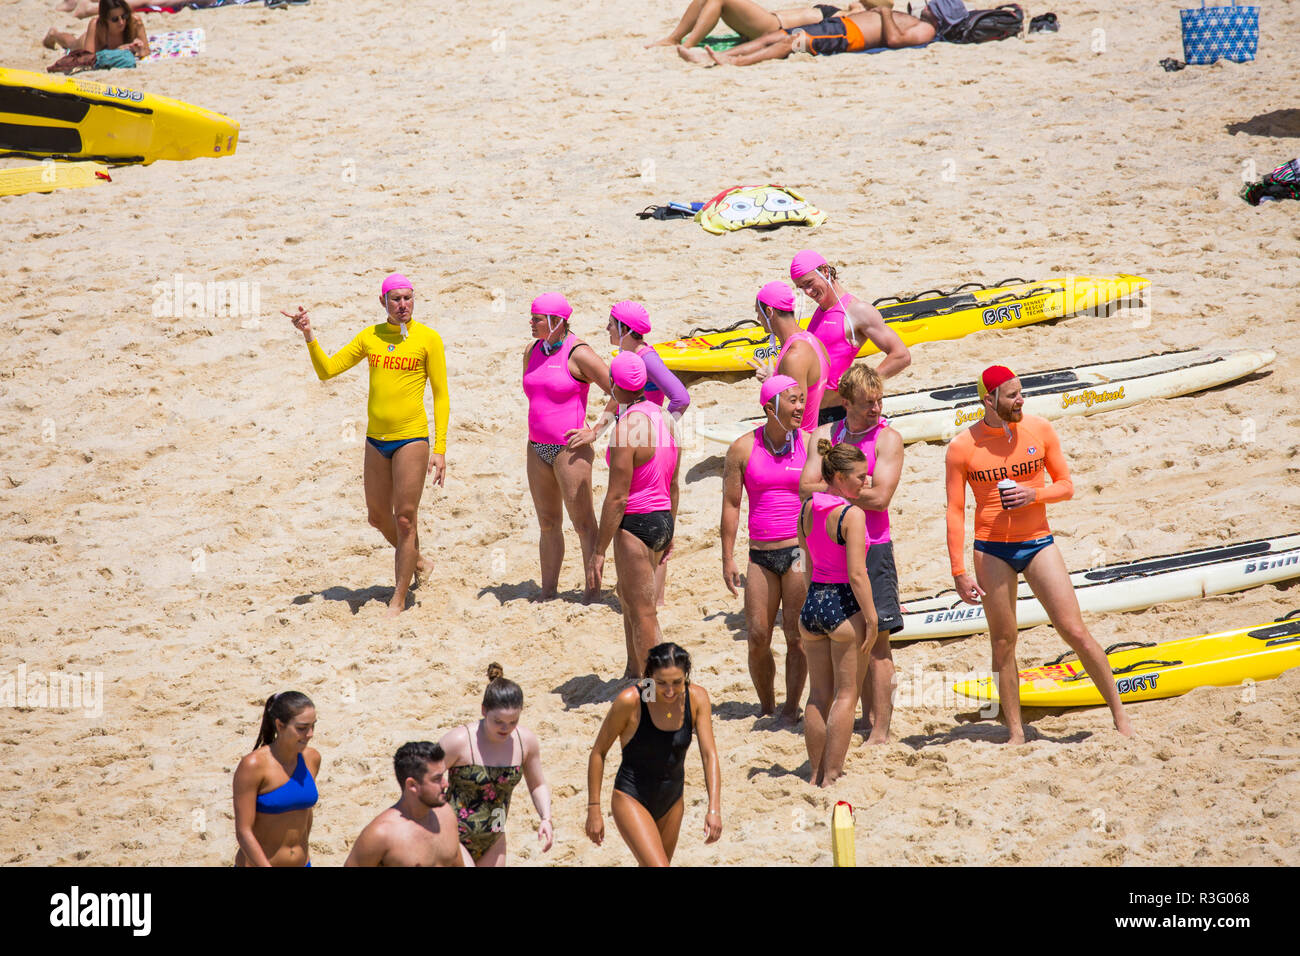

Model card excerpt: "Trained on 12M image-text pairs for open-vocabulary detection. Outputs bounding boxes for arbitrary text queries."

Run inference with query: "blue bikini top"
[256,753,318,814]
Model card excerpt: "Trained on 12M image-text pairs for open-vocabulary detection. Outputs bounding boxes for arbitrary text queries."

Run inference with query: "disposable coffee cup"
[998,478,1017,509]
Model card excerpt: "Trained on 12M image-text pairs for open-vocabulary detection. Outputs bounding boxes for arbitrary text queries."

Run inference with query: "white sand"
[2,0,1298,865]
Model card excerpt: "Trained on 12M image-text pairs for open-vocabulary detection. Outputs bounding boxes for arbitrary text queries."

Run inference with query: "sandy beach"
[2,0,1298,866]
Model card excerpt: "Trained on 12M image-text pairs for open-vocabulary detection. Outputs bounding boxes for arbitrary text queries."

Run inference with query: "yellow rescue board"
[654,274,1150,374]
[952,616,1300,707]
[0,67,238,164]
[831,802,855,867]
[0,160,107,196]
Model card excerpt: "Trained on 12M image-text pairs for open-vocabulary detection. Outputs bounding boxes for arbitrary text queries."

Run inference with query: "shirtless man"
[945,366,1134,744]
[346,741,471,867]
[679,3,939,65]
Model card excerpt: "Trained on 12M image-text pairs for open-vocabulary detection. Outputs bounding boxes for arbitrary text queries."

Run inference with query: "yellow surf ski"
[0,160,107,197]
[653,274,1150,374]
[953,615,1300,707]
[0,67,238,164]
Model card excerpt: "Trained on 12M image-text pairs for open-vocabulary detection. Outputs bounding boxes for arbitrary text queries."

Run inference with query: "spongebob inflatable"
[695,184,827,235]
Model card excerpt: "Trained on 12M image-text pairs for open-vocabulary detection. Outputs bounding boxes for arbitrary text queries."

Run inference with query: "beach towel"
[1180,1,1258,65]
[139,0,264,11]
[146,29,205,60]
[700,32,744,51]
[695,185,827,234]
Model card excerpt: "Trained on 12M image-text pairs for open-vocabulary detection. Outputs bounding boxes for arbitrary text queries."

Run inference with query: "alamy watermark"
[151,274,262,328]
[1,664,103,718]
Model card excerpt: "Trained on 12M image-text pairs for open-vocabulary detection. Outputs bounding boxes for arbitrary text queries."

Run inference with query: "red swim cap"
[978,365,1016,400]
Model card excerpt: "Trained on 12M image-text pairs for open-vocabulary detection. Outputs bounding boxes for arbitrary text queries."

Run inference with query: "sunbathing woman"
[678,3,936,65]
[651,0,884,49]
[45,0,149,55]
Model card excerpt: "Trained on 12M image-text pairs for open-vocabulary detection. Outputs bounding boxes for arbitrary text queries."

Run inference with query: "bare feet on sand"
[774,704,802,727]
[676,44,715,65]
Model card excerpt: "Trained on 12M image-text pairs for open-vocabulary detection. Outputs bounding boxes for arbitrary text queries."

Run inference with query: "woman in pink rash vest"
[800,363,904,745]
[596,352,681,679]
[721,373,810,723]
[797,441,878,787]
[569,301,692,610]
[522,292,613,603]
[788,249,911,427]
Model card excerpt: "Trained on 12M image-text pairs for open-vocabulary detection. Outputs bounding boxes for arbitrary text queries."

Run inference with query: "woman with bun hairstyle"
[798,441,878,786]
[232,691,321,867]
[586,642,722,866]
[439,665,553,867]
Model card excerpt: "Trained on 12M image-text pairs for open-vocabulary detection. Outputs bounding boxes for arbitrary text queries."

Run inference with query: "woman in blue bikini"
[232,691,321,867]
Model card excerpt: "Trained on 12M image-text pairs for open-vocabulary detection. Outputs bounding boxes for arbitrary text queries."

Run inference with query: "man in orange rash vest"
[944,365,1134,744]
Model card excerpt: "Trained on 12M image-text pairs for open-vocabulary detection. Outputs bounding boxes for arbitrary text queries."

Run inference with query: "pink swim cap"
[756,281,795,313]
[760,374,800,408]
[530,292,573,319]
[789,250,828,281]
[381,273,413,297]
[610,300,651,335]
[610,351,648,391]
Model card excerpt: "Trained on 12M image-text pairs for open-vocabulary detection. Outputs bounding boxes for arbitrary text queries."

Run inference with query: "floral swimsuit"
[448,725,524,862]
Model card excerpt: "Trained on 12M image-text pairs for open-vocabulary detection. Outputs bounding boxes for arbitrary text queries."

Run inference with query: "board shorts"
[818,405,847,426]
[787,15,867,56]
[866,541,903,634]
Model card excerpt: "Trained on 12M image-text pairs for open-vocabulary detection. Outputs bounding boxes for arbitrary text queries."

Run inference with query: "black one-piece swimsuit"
[613,687,694,820]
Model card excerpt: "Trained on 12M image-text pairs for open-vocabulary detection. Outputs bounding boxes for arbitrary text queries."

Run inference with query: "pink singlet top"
[803,492,852,584]
[607,400,678,515]
[776,331,828,433]
[743,427,808,542]
[523,335,591,444]
[831,416,892,545]
[807,292,859,391]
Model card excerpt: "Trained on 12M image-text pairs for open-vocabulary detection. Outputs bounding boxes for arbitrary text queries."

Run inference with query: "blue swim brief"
[973,536,1055,574]
[366,436,428,459]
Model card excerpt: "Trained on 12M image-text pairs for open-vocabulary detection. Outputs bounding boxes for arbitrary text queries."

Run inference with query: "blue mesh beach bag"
[1180,0,1259,65]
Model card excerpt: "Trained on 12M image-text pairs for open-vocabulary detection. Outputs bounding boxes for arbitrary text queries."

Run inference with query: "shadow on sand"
[1226,109,1300,138]
[552,673,637,710]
